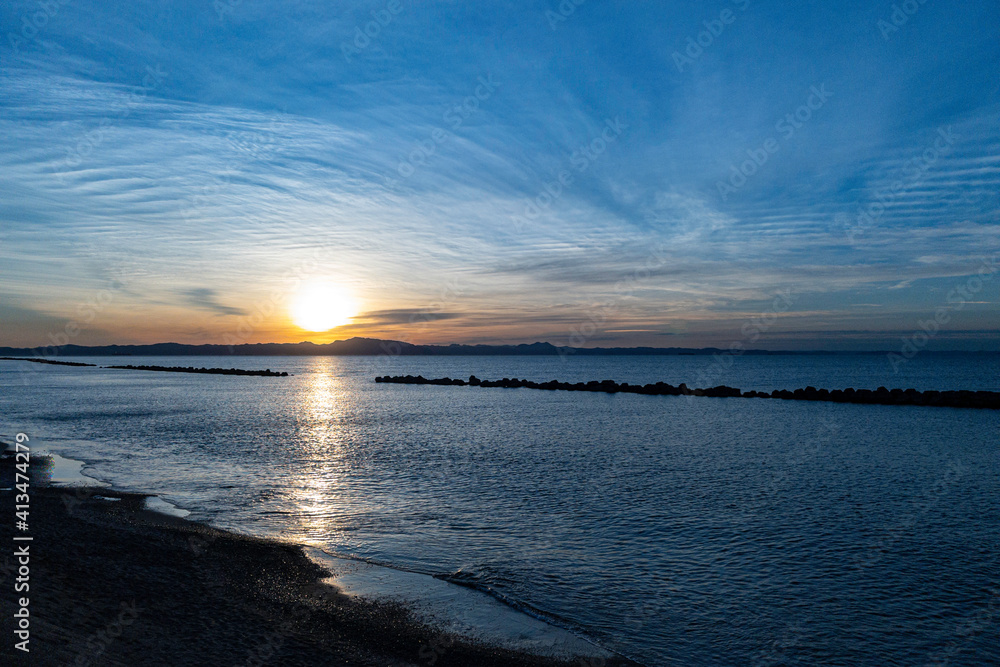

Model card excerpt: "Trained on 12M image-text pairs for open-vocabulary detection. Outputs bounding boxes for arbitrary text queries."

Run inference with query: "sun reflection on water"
[287,358,351,546]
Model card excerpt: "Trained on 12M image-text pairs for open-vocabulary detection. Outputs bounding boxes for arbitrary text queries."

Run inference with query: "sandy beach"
[0,452,636,667]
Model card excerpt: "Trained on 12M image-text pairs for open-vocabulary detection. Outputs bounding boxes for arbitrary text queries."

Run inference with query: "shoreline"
[1,451,636,666]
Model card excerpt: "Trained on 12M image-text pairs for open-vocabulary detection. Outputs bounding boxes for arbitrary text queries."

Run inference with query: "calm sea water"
[2,354,998,665]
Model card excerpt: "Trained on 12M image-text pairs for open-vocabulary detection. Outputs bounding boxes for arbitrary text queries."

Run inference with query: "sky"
[1,0,998,350]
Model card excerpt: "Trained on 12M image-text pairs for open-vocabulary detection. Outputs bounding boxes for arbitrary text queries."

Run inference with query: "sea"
[1,353,998,665]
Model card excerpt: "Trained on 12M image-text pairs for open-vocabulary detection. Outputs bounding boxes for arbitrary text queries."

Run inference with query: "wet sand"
[0,453,636,667]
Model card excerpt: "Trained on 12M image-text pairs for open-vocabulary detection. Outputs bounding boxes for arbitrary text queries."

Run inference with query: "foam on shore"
[31,447,192,518]
[144,495,192,517]
[5,440,616,661]
[305,548,615,660]
[44,451,110,487]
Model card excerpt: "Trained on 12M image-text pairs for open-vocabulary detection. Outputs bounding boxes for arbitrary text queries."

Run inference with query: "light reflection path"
[288,358,351,546]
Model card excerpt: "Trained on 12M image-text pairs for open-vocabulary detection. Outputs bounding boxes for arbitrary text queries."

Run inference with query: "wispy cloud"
[0,0,998,348]
[180,288,247,317]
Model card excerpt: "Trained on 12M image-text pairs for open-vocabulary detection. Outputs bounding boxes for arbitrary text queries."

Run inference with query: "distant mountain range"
[0,336,971,357]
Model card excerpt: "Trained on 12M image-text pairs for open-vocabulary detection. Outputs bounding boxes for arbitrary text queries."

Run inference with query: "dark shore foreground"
[1,454,635,667]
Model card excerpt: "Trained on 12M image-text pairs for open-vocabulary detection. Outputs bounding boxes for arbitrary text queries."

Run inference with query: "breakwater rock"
[375,375,1000,409]
[106,365,289,377]
[0,357,97,367]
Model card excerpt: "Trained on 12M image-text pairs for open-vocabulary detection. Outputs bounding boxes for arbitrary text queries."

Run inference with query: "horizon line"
[1,337,998,356]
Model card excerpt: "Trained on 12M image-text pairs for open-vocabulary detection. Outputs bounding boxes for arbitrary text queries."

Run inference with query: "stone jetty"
[0,357,96,367]
[106,365,289,377]
[375,375,1000,409]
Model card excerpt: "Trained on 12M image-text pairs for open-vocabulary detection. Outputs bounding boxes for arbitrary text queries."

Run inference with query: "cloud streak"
[180,288,247,317]
[0,0,998,348]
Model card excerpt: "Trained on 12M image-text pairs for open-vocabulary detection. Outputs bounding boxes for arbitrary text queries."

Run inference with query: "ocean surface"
[2,353,999,665]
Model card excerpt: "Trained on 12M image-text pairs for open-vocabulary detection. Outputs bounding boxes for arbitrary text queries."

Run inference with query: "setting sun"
[291,281,358,332]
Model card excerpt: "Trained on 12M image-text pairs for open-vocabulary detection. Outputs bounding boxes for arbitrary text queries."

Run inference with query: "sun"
[291,281,358,332]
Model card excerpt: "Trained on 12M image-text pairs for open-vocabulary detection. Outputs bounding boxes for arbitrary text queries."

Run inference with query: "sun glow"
[291,281,359,332]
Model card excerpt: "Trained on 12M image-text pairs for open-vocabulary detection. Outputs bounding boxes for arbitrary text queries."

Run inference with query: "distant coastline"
[2,336,997,357]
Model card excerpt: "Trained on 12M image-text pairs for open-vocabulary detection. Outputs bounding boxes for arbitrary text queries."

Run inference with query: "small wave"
[433,569,576,630]
[303,547,619,661]
[144,496,191,518]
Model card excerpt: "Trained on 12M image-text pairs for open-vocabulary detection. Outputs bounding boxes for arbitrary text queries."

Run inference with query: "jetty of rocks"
[106,365,289,377]
[0,357,96,367]
[375,375,1000,409]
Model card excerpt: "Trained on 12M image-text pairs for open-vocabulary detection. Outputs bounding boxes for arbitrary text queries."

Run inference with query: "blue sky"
[1,0,998,349]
